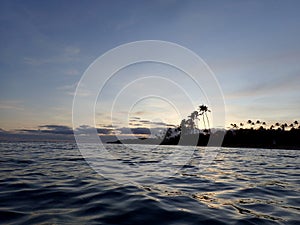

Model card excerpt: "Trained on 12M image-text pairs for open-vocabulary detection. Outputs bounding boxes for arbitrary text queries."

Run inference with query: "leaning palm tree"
[198,104,211,133]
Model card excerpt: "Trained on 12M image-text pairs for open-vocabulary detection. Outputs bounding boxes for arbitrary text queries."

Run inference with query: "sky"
[0,0,300,138]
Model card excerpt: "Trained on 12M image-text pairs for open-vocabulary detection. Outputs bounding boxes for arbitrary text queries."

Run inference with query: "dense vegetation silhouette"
[110,105,300,149]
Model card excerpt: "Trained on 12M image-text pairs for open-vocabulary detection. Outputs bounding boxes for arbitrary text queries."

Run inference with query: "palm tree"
[198,104,211,133]
[255,120,261,130]
[247,120,252,128]
[231,123,239,129]
[280,123,288,131]
[240,123,244,129]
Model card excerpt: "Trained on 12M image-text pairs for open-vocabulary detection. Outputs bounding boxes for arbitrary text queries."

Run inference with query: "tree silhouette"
[231,123,239,129]
[199,104,211,133]
[240,123,244,129]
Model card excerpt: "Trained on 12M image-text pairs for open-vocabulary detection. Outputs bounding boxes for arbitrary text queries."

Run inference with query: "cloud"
[0,100,24,111]
[57,82,91,97]
[114,17,136,31]
[129,117,142,122]
[102,124,118,128]
[23,57,44,66]
[64,46,80,56]
[18,124,73,135]
[227,72,300,99]
[140,120,151,123]
[38,125,73,134]
[129,123,143,126]
[97,128,114,135]
[0,123,174,142]
[128,118,176,128]
[133,111,146,116]
[131,117,141,120]
[23,46,81,66]
[118,127,151,135]
[65,69,80,76]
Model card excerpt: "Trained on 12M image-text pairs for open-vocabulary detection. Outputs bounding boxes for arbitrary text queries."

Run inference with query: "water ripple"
[0,143,299,224]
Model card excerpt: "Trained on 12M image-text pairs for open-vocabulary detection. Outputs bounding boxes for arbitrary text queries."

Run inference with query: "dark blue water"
[0,142,299,225]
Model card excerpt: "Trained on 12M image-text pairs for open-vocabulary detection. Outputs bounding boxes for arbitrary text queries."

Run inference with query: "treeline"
[156,108,300,149]
[110,105,300,149]
[159,127,300,149]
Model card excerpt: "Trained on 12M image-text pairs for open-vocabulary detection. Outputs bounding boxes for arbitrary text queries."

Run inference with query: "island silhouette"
[108,105,300,150]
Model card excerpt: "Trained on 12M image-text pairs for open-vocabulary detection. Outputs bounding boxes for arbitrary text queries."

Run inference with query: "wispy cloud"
[0,100,24,111]
[226,72,300,99]
[57,82,91,97]
[65,69,80,76]
[23,46,81,66]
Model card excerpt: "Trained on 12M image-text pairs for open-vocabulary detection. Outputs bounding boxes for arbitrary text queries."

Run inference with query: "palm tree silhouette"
[280,123,288,131]
[247,120,252,128]
[231,123,239,129]
[198,104,211,133]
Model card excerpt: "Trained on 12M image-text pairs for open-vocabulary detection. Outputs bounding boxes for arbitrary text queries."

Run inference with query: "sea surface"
[0,142,299,225]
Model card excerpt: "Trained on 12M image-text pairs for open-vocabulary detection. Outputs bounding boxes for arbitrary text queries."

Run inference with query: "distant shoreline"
[1,128,299,150]
[108,128,300,150]
[107,140,300,150]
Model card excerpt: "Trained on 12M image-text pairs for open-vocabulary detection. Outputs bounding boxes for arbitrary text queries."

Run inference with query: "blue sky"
[0,0,300,132]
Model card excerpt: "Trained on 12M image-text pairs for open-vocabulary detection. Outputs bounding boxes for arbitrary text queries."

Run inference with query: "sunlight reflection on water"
[0,142,299,224]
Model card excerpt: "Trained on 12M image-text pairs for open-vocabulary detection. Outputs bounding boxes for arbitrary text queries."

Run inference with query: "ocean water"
[0,142,299,225]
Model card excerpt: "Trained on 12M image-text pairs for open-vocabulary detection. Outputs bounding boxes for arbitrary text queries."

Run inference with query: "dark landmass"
[1,127,299,150]
[108,128,300,150]
[107,105,300,150]
[1,103,299,150]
